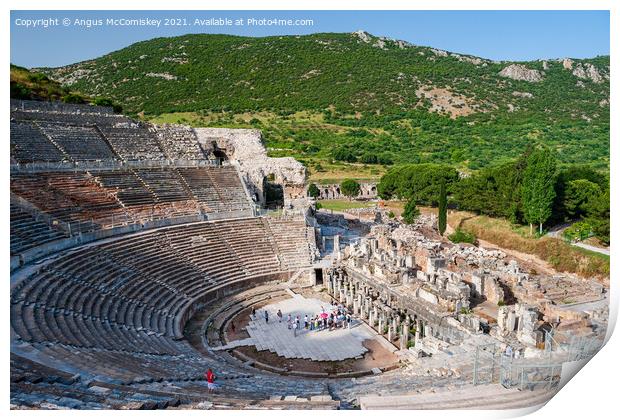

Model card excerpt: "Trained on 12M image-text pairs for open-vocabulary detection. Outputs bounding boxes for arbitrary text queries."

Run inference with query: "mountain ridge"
[32,31,609,171]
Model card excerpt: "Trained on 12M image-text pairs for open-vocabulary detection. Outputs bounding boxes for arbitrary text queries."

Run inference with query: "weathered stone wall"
[316,183,377,200]
[193,128,307,207]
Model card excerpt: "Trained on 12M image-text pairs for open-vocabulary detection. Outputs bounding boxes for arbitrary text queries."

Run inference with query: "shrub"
[332,147,357,163]
[563,221,593,242]
[402,198,420,224]
[448,229,476,244]
[10,82,31,100]
[307,183,320,199]
[340,179,361,198]
[62,93,86,104]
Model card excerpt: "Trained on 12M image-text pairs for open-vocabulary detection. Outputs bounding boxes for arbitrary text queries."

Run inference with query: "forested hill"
[37,31,610,170]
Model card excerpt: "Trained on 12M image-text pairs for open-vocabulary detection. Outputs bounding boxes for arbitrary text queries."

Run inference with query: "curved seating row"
[10,166,253,255]
[11,217,312,385]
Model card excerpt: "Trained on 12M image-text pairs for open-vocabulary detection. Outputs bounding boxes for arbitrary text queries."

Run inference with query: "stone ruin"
[315,182,378,200]
[194,128,307,209]
[323,215,607,357]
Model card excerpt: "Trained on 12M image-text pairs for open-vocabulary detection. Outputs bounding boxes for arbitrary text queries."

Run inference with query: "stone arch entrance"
[212,144,229,162]
[263,174,284,209]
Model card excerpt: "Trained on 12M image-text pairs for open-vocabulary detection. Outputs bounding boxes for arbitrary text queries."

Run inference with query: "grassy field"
[318,199,377,212]
[317,199,411,214]
[448,211,609,280]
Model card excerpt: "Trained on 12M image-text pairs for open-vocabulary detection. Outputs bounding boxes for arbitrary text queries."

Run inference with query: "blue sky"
[11,10,609,68]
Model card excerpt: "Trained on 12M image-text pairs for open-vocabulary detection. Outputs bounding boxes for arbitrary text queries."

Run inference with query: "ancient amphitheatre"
[9,99,608,410]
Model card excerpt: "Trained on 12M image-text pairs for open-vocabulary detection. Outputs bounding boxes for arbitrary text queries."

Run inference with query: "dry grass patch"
[448,211,609,281]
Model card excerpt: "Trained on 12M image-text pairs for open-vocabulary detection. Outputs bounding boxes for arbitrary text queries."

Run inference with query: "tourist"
[304,314,309,329]
[251,307,256,320]
[323,317,327,330]
[347,314,352,329]
[277,309,283,323]
[205,368,217,394]
[310,316,315,331]
[293,319,298,337]
[287,314,292,329]
[264,310,269,324]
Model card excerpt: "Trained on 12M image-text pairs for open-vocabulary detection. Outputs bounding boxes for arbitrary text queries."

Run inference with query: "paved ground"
[233,295,375,361]
[546,223,609,255]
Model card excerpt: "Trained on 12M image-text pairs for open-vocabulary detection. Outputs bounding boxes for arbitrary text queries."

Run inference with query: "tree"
[521,148,557,235]
[585,189,610,244]
[564,179,602,219]
[340,179,360,199]
[438,181,447,235]
[332,147,357,163]
[453,159,526,223]
[402,198,420,224]
[307,183,320,199]
[377,164,459,204]
[551,165,608,224]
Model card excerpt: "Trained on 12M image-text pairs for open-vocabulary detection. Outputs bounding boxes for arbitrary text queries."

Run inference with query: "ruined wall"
[193,128,307,207]
[316,183,378,200]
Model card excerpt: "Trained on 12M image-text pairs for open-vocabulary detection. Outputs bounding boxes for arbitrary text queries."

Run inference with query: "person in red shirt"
[205,368,216,394]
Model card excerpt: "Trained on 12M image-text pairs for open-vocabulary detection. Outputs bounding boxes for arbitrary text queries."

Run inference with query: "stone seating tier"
[37,123,117,161]
[10,121,66,163]
[10,166,253,255]
[10,204,68,255]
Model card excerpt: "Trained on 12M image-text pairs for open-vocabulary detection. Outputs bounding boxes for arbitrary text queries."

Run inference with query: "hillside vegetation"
[37,31,609,172]
[10,65,122,111]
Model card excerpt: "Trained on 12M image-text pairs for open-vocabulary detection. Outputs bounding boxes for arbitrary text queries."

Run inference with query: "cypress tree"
[438,181,447,235]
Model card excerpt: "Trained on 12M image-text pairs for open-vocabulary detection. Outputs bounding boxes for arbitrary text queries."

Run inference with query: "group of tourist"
[256,303,354,337]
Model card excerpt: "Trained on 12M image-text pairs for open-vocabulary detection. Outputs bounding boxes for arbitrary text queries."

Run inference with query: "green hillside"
[11,64,122,111]
[37,31,610,172]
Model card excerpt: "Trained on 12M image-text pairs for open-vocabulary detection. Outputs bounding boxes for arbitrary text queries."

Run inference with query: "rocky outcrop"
[562,58,574,70]
[498,64,544,82]
[572,63,605,84]
[352,30,372,43]
[512,91,533,99]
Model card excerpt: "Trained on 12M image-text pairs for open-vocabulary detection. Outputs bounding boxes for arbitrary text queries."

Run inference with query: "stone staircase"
[358,383,556,410]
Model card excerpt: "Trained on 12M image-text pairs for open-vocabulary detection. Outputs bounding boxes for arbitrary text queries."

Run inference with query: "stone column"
[424,324,432,338]
[379,317,385,336]
[369,310,375,328]
[400,318,411,350]
[333,235,341,258]
[388,325,394,343]
[391,317,399,334]
[415,319,422,344]
[364,298,372,320]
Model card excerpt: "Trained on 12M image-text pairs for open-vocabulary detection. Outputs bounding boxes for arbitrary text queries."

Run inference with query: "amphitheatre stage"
[9,100,608,410]
[235,295,376,361]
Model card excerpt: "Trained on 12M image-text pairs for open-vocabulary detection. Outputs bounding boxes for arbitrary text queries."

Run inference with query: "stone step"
[359,384,556,410]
